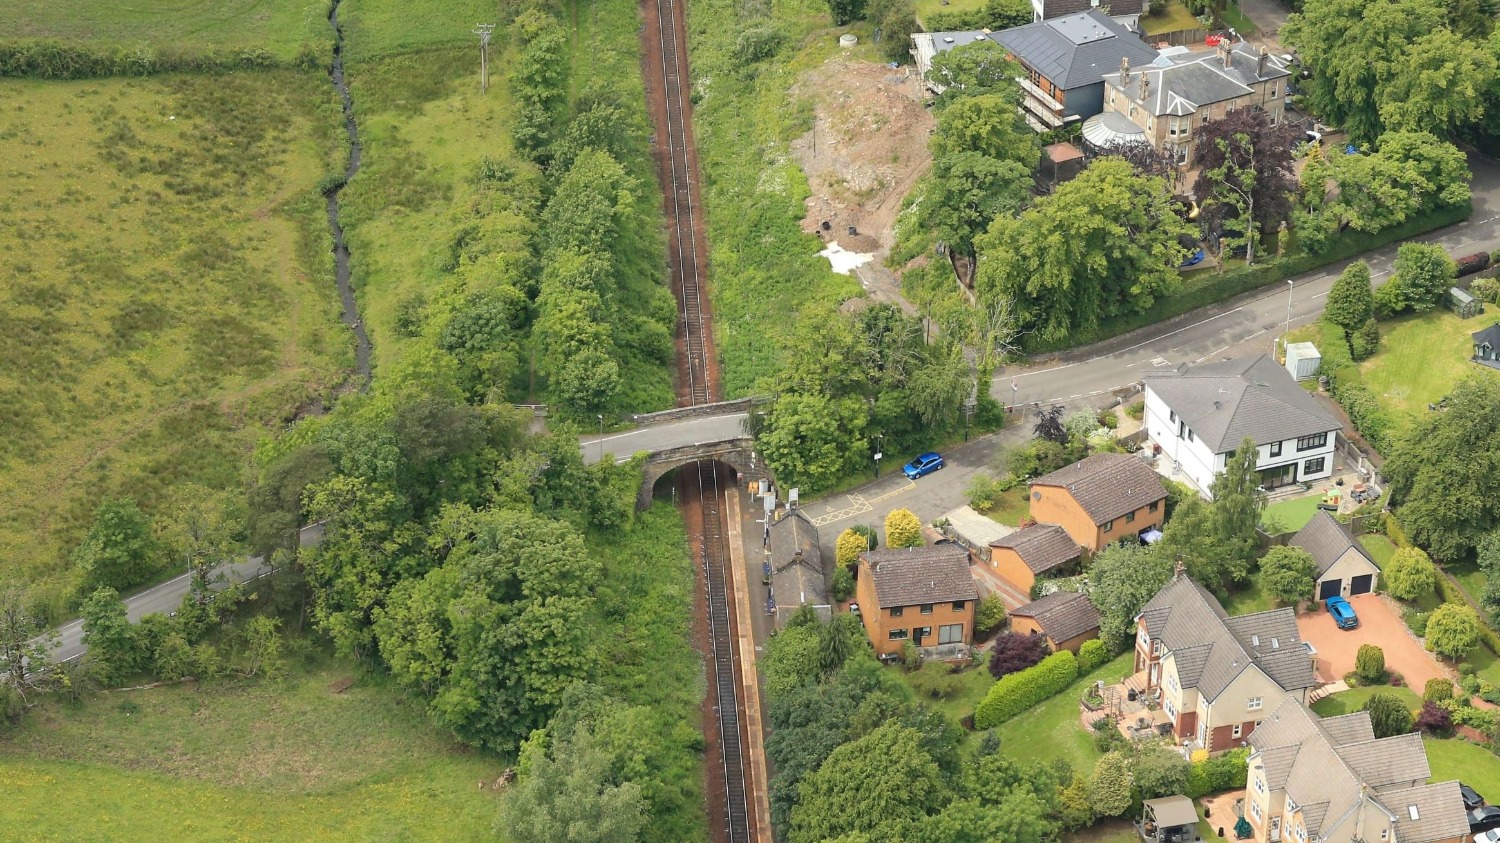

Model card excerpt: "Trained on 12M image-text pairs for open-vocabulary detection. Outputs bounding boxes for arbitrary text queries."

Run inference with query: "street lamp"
[874,434,885,478]
[597,414,605,463]
[1278,279,1295,356]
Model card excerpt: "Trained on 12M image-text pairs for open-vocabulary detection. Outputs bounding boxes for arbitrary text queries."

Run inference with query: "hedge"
[1078,638,1108,672]
[974,649,1078,729]
[1025,201,1474,354]
[1186,748,1249,798]
[1317,320,1394,453]
[0,39,324,79]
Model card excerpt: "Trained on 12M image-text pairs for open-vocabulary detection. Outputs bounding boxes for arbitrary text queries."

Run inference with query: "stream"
[326,0,373,386]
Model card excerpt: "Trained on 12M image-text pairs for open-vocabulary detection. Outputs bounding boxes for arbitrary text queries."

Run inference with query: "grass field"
[341,0,504,61]
[915,0,987,24]
[0,660,504,841]
[0,0,329,61]
[0,73,348,609]
[1361,310,1496,426]
[994,652,1133,770]
[1223,580,1276,615]
[1309,684,1422,716]
[982,485,1032,527]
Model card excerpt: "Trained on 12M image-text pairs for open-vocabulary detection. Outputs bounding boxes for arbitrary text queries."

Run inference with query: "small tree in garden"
[1090,751,1134,818]
[1364,692,1415,738]
[1078,638,1108,671]
[987,632,1049,679]
[1423,678,1454,703]
[835,529,868,568]
[830,567,855,602]
[1385,547,1439,601]
[1033,404,1068,444]
[884,508,923,549]
[1355,644,1386,684]
[975,594,1007,636]
[1427,604,1483,660]
[1258,546,1316,606]
[1416,701,1454,735]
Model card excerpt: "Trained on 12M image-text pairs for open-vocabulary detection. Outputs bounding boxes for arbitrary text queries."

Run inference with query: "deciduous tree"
[1258,546,1316,606]
[836,529,869,568]
[1426,603,1482,660]
[788,723,948,843]
[0,586,59,709]
[1323,261,1374,335]
[1090,542,1173,650]
[1192,110,1302,264]
[1384,547,1439,601]
[927,41,1024,107]
[1089,750,1134,818]
[885,508,923,548]
[79,587,139,687]
[72,497,161,593]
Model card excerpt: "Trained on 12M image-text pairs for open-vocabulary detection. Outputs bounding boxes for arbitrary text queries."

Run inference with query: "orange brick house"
[855,545,978,659]
[988,523,1080,597]
[1030,453,1167,552]
[1009,590,1100,652]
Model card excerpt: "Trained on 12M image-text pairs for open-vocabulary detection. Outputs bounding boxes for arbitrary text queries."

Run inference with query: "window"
[1295,823,1307,843]
[1380,830,1388,841]
[1296,432,1328,451]
[888,628,908,640]
[1126,511,1136,524]
[1187,429,1195,443]
[1250,800,1262,821]
[1270,441,1282,457]
[1167,674,1178,693]
[1164,697,1177,718]
[1149,500,1160,512]
[1102,519,1114,533]
[939,623,964,644]
[1033,491,1041,501]
[1271,84,1279,99]
[890,606,904,618]
[920,603,934,615]
[1169,410,1177,423]
[1139,628,1150,646]
[1232,722,1243,739]
[1254,776,1265,794]
[1304,457,1326,475]
[951,601,967,612]
[1248,696,1263,711]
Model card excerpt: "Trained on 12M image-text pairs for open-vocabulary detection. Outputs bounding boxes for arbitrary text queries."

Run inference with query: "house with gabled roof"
[1245,698,1467,843]
[1030,452,1168,551]
[1290,511,1381,601]
[1010,590,1100,652]
[989,523,1082,596]
[1143,354,1342,496]
[855,545,978,659]
[1134,574,1318,753]
[766,508,830,629]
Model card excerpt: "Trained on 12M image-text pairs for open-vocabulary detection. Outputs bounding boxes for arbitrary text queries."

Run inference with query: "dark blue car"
[1325,595,1359,630]
[903,452,944,480]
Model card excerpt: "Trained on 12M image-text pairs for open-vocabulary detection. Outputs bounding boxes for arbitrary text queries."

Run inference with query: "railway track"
[643,0,754,836]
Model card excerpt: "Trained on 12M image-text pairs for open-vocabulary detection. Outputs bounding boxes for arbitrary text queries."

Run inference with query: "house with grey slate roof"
[1133,574,1318,753]
[986,11,1160,131]
[766,508,830,629]
[1088,39,1291,165]
[1143,353,1342,496]
[1245,697,1467,843]
[1290,511,1381,601]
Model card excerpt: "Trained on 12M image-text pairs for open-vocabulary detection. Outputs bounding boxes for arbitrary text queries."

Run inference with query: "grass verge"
[1359,534,1397,567]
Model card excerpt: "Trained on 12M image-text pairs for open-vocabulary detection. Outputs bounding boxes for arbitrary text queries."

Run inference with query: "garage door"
[1350,575,1373,595]
[1319,579,1342,600]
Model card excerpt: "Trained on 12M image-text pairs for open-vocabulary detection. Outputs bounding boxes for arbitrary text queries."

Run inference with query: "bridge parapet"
[638,437,766,509]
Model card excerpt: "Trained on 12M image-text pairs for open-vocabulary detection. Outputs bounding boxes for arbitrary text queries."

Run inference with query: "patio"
[1088,671,1175,741]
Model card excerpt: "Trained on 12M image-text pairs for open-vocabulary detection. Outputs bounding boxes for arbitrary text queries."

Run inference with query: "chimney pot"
[1220,40,1232,68]
[1257,46,1268,76]
[1121,56,1131,85]
[1141,73,1151,102]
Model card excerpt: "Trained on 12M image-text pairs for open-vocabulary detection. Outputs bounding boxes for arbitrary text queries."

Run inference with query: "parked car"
[903,452,945,480]
[1325,595,1359,630]
[1180,248,1206,268]
[1473,829,1500,843]
[1470,807,1500,833]
[1464,784,1486,812]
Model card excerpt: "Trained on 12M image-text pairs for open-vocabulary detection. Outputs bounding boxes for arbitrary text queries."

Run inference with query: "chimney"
[1257,46,1268,77]
[1219,40,1231,68]
[1140,73,1151,102]
[1121,56,1131,86]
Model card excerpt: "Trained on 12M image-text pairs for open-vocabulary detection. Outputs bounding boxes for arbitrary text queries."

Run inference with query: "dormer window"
[1271,637,1280,649]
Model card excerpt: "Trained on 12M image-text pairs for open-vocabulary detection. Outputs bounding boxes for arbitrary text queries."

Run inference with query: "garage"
[1319,579,1342,600]
[1350,574,1374,595]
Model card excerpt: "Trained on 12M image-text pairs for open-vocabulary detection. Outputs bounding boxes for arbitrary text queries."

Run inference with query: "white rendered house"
[1143,355,1341,496]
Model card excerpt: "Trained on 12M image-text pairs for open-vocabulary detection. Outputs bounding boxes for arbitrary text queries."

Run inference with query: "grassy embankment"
[0,70,349,613]
[0,0,330,62]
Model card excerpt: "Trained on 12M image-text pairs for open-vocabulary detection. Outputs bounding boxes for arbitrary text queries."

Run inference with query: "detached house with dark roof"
[989,523,1082,596]
[1246,698,1467,843]
[1135,575,1318,753]
[855,545,978,659]
[1291,511,1381,601]
[1030,452,1168,551]
[1087,39,1291,165]
[1143,354,1343,495]
[1010,590,1100,652]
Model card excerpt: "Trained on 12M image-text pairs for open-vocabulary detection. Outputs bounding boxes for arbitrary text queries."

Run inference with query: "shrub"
[830,566,855,602]
[1364,692,1415,738]
[1457,252,1492,277]
[1385,547,1439,601]
[884,508,923,548]
[974,650,1079,729]
[1099,410,1119,429]
[1405,608,1431,637]
[1460,662,1477,676]
[965,472,1006,511]
[1126,400,1145,420]
[1427,603,1483,660]
[1462,674,1483,695]
[1350,318,1380,361]
[1424,678,1454,703]
[907,661,962,699]
[1417,701,1454,735]
[1093,719,1127,753]
[1090,751,1134,818]
[1188,748,1250,797]
[1078,638,1108,672]
[902,640,921,670]
[975,594,1008,636]
[1355,644,1387,684]
[835,529,868,568]
[988,632,1050,679]
[1472,277,1500,304]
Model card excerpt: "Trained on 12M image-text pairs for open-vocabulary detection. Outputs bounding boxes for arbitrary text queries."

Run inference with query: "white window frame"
[1232,722,1243,739]
[1248,696,1263,711]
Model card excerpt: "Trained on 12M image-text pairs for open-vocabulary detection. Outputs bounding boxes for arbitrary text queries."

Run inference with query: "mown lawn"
[1223,580,1276,615]
[1361,310,1495,427]
[1143,0,1201,35]
[0,660,504,841]
[915,0,988,24]
[0,73,348,612]
[0,0,328,60]
[1360,534,1397,567]
[1262,495,1323,534]
[341,0,502,60]
[1309,684,1422,717]
[994,652,1134,770]
[983,485,1032,528]
[1425,737,1500,796]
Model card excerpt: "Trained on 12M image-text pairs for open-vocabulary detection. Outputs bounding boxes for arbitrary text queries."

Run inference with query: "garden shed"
[1449,286,1480,319]
[1137,795,1200,843]
[1284,342,1321,381]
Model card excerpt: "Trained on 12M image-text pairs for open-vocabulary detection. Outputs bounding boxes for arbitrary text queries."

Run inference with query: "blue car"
[1180,248,1206,268]
[1326,595,1359,630]
[903,452,945,480]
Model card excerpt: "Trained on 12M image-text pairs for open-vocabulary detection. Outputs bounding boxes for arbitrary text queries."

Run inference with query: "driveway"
[1297,594,1448,690]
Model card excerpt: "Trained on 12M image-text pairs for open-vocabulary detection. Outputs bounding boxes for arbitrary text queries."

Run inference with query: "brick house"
[855,545,978,659]
[1134,575,1317,753]
[1086,40,1292,166]
[988,523,1081,596]
[1029,452,1168,552]
[1245,698,1467,843]
[1009,590,1100,652]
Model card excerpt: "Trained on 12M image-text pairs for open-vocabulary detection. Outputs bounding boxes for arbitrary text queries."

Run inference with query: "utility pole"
[473,24,495,92]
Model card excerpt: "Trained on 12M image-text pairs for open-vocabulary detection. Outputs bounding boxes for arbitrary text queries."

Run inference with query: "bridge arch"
[638,437,766,509]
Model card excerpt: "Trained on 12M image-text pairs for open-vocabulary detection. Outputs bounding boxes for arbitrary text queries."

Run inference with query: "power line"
[473,24,495,92]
